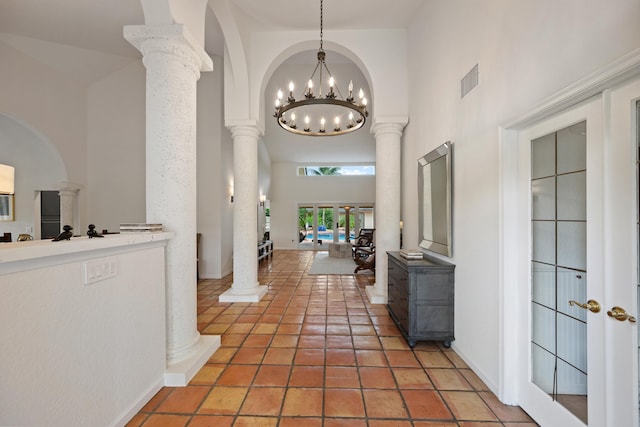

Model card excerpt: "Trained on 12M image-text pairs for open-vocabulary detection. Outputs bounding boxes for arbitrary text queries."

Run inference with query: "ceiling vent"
[461,64,478,98]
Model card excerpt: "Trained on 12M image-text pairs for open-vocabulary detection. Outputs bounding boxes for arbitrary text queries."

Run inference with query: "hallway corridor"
[128,250,537,427]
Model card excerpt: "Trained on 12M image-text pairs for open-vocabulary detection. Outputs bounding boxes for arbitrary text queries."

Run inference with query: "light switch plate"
[84,256,117,285]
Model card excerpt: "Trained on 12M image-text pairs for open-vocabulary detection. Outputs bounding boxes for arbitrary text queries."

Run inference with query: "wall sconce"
[0,164,15,195]
[230,194,234,203]
[259,194,266,207]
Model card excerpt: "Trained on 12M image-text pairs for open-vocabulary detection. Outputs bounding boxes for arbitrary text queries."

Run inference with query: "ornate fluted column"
[58,181,80,232]
[219,124,268,302]
[124,24,219,386]
[366,120,407,304]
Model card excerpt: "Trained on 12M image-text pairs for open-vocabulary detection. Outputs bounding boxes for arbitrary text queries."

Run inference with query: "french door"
[298,203,374,249]
[515,80,639,426]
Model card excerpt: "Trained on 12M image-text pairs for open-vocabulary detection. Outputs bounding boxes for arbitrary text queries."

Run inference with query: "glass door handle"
[607,306,637,323]
[568,299,601,313]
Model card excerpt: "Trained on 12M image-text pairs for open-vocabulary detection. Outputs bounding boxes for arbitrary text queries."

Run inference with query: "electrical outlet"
[84,257,117,285]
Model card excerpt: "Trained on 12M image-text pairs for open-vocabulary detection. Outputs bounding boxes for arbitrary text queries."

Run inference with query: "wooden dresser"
[387,251,455,348]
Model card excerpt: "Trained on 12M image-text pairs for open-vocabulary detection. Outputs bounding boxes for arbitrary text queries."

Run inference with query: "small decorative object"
[52,225,73,241]
[87,224,103,238]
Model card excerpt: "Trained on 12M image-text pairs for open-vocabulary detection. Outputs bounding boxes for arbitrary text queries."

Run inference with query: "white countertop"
[0,232,173,265]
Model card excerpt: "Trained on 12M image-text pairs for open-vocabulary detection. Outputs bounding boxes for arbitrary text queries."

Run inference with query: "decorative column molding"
[366,120,407,304]
[124,24,213,76]
[124,23,219,386]
[219,124,268,303]
[58,181,80,232]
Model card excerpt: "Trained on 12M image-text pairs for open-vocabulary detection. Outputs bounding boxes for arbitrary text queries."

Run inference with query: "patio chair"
[352,228,375,259]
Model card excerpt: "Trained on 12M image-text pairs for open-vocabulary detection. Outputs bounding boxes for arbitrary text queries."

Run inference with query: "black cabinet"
[387,251,455,348]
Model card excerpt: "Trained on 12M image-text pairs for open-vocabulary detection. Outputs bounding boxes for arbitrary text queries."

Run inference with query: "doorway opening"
[39,190,60,239]
[298,203,374,250]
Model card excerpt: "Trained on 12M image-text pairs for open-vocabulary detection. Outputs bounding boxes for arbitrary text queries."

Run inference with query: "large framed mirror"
[418,142,452,257]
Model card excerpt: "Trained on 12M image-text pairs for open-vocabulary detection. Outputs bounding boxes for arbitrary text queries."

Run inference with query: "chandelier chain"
[319,0,324,51]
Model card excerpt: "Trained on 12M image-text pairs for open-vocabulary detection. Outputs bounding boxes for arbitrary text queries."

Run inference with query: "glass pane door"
[317,205,333,244]
[531,122,588,423]
[298,206,314,249]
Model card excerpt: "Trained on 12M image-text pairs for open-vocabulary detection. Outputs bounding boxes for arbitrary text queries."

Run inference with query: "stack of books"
[400,249,423,260]
[120,223,163,233]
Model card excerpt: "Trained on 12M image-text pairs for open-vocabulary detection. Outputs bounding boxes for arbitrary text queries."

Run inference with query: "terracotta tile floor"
[128,250,538,427]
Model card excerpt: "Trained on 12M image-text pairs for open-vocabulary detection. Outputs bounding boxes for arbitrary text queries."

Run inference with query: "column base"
[366,284,387,304]
[219,284,268,302]
[164,334,220,386]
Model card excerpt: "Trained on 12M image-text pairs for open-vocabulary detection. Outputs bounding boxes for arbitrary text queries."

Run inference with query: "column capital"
[370,117,409,138]
[124,24,213,76]
[57,181,81,194]
[229,123,262,140]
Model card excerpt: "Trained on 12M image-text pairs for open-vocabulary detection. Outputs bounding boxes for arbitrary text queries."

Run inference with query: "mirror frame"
[418,141,453,257]
[0,194,15,221]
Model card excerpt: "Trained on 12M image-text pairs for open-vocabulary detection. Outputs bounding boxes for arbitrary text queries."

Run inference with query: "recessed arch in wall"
[0,113,67,238]
[258,40,374,131]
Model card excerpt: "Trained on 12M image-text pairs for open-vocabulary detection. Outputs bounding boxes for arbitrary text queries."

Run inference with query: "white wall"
[404,0,640,395]
[87,61,146,232]
[219,117,234,277]
[0,40,88,232]
[0,236,168,427]
[197,55,234,279]
[257,138,272,241]
[270,162,375,249]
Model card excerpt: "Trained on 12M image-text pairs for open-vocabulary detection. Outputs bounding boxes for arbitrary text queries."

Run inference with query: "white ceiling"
[0,0,424,164]
[232,0,424,31]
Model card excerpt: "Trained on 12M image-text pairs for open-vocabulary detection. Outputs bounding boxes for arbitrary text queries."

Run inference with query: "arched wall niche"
[0,113,67,238]
[208,5,408,133]
[250,29,409,132]
[257,39,375,134]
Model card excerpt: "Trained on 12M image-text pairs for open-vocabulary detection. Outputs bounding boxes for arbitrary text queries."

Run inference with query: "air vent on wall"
[461,64,478,98]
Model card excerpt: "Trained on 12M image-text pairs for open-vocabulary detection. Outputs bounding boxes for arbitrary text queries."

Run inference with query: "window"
[297,165,375,176]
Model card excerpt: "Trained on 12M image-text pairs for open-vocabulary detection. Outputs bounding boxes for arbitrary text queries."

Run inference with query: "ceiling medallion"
[273,0,369,136]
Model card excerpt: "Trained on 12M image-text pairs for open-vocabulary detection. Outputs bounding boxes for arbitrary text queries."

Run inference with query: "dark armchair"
[351,228,375,259]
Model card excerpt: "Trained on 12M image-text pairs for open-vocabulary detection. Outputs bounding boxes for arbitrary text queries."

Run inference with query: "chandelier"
[273,0,369,136]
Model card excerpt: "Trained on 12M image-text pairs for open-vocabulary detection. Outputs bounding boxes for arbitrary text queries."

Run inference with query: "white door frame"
[499,49,640,406]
